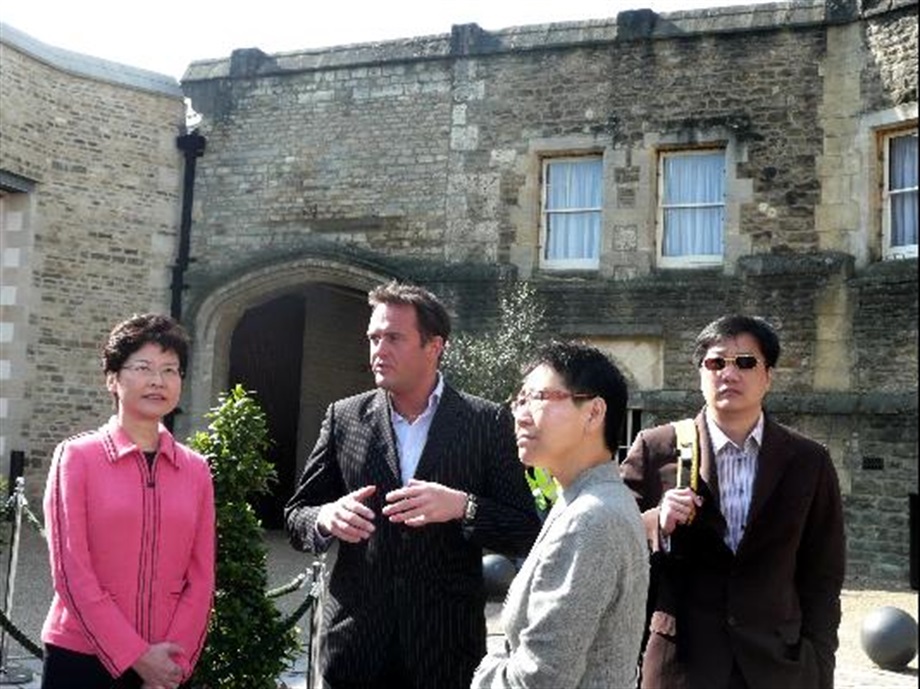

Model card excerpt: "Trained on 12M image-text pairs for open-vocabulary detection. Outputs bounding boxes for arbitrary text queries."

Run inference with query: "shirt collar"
[705,410,764,454]
[104,416,180,467]
[390,372,444,425]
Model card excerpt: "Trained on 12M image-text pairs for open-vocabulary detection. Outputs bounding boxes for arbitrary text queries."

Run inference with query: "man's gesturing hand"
[317,485,377,543]
[382,479,467,526]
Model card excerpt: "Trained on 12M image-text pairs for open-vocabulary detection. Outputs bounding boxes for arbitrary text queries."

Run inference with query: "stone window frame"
[510,134,609,277]
[856,104,919,264]
[643,128,750,274]
[539,154,605,271]
[880,127,918,260]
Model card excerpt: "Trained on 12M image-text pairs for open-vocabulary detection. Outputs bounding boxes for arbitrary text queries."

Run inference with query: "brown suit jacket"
[620,410,845,689]
[284,384,541,689]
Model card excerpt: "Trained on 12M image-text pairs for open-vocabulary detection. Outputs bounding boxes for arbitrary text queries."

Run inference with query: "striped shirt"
[706,412,764,552]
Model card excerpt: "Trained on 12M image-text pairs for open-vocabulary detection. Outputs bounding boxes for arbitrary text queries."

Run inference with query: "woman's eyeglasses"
[121,362,183,380]
[510,389,594,411]
[701,355,760,371]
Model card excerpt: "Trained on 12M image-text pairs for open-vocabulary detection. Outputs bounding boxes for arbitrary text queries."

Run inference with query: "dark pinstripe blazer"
[619,411,845,689]
[285,383,541,689]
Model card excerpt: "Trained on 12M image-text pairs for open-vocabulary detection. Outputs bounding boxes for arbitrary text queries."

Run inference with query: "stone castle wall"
[1,1,917,583]
[0,23,186,481]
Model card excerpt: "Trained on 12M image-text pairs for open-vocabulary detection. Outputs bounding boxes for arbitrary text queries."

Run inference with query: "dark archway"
[228,294,306,528]
[227,284,373,529]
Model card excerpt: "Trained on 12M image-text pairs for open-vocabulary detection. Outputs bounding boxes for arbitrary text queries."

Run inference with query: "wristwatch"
[463,493,478,522]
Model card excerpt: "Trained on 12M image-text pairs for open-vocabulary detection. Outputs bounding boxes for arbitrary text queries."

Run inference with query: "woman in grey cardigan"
[472,341,649,689]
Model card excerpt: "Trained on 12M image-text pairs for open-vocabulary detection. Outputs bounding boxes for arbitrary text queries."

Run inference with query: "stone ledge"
[181,0,872,82]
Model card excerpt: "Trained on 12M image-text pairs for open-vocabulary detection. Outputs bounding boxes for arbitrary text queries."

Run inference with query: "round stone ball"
[482,553,516,599]
[860,605,919,670]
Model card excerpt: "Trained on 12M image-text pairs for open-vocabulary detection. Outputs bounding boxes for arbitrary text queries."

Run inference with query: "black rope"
[0,601,43,660]
[281,589,318,634]
[2,494,320,661]
[1,491,44,659]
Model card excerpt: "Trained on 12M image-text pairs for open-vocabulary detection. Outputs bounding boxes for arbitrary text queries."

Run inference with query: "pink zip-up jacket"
[41,417,215,681]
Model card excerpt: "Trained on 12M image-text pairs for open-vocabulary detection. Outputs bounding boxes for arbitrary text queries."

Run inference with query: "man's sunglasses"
[702,355,761,371]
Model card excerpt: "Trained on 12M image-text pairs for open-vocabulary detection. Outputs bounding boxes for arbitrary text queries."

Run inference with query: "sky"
[2,0,777,81]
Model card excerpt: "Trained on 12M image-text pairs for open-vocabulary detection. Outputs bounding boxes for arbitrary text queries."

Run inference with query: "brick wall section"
[0,32,186,490]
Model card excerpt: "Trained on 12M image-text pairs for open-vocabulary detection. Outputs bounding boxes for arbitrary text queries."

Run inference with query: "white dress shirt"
[390,373,444,485]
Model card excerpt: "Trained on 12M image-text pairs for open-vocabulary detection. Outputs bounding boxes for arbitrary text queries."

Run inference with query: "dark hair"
[102,313,191,374]
[367,280,451,344]
[692,315,781,369]
[521,341,629,454]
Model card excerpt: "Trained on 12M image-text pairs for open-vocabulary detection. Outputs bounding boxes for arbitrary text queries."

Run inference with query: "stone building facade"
[0,24,186,476]
[1,0,918,584]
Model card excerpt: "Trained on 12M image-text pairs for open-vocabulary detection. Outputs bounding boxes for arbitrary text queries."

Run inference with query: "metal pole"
[0,477,34,683]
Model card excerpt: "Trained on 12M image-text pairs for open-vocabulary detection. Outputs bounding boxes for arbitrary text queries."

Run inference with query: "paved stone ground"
[2,526,917,687]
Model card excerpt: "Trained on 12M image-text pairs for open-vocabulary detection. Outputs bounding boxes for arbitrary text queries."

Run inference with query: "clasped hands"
[317,480,467,543]
[135,641,184,689]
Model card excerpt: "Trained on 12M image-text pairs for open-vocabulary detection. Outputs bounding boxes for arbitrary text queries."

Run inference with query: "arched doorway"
[226,283,372,528]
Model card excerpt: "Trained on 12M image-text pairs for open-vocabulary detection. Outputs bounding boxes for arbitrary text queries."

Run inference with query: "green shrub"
[443,280,557,513]
[443,280,547,404]
[188,385,300,688]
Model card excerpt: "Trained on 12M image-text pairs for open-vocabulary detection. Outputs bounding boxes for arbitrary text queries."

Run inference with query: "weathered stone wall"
[0,24,186,491]
[179,1,917,583]
[862,5,919,109]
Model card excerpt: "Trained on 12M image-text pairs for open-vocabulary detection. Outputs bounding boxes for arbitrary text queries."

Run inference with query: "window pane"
[890,134,918,190]
[661,151,725,258]
[546,212,600,260]
[663,207,724,255]
[891,190,918,247]
[546,160,603,210]
[544,158,603,263]
[888,133,918,249]
[663,154,724,205]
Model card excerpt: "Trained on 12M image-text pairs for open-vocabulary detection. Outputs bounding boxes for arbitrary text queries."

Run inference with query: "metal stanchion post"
[0,477,34,684]
[306,559,326,689]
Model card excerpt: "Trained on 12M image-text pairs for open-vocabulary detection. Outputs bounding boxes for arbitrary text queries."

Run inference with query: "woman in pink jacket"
[41,314,215,689]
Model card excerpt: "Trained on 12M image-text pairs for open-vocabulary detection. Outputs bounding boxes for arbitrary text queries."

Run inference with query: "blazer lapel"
[413,384,466,480]
[744,416,792,533]
[367,388,402,485]
[695,412,728,540]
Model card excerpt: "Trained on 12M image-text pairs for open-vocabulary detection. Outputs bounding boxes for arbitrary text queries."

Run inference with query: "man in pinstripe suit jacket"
[285,281,541,689]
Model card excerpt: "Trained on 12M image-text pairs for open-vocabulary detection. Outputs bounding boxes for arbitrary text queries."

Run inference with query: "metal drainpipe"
[168,131,206,432]
[172,131,207,321]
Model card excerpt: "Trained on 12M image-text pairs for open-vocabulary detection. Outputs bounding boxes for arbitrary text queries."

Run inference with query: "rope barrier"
[2,494,322,662]
[0,606,42,660]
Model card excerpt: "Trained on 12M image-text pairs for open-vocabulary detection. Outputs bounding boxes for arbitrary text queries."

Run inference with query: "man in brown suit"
[620,315,845,689]
[285,280,541,689]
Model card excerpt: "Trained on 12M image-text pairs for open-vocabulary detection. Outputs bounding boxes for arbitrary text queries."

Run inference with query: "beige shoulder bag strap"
[672,417,700,492]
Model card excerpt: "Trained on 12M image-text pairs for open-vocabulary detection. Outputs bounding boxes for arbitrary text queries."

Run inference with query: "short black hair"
[521,340,629,454]
[102,313,190,374]
[692,315,781,369]
[368,280,451,344]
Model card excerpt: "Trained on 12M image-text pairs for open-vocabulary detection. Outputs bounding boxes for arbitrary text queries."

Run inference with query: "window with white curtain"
[541,157,603,269]
[658,149,725,267]
[883,130,918,259]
